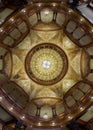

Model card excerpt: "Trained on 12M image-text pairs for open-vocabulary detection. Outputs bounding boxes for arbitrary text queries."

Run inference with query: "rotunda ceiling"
[0,2,93,127]
[3,21,89,109]
[4,22,86,97]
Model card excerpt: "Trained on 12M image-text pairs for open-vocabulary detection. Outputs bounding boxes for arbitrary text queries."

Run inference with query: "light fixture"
[21,115,25,119]
[68,9,72,13]
[21,9,26,13]
[80,18,84,22]
[80,107,84,111]
[68,115,72,119]
[91,96,93,100]
[52,3,56,7]
[91,29,93,32]
[52,122,55,125]
[44,11,49,15]
[43,113,48,119]
[0,29,3,32]
[42,60,51,69]
[9,107,13,111]
[38,3,41,7]
[10,18,14,22]
[38,122,41,126]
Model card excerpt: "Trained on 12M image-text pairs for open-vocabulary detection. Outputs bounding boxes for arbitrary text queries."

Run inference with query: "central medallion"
[25,43,68,85]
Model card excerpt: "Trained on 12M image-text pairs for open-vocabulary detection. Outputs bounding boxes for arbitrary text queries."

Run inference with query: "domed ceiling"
[4,20,89,98]
[0,1,93,128]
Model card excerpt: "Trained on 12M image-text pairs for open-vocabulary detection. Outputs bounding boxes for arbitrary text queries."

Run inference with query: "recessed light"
[52,3,56,7]
[38,122,41,125]
[52,121,55,125]
[38,4,41,7]
[0,29,3,32]
[9,107,13,111]
[10,18,14,22]
[22,10,26,13]
[22,115,25,119]
[68,116,72,119]
[80,107,83,110]
[68,10,72,13]
[80,18,84,22]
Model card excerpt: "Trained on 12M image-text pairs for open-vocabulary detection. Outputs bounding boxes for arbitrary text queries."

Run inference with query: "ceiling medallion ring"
[25,43,68,85]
